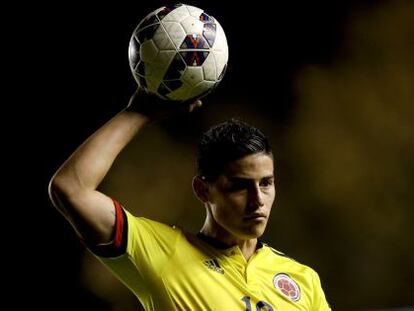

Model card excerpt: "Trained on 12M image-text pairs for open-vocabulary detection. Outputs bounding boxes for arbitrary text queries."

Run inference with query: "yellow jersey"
[95,202,331,310]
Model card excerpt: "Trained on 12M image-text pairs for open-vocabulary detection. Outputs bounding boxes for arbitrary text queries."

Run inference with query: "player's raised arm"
[48,90,201,246]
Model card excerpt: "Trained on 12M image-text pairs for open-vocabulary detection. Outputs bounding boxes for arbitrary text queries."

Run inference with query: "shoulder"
[125,210,181,235]
[263,244,319,277]
[125,212,184,253]
[263,244,295,263]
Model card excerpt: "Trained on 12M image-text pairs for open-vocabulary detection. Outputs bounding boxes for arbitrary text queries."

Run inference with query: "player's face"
[207,153,275,240]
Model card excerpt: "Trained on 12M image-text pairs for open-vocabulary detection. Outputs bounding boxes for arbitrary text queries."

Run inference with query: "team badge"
[273,273,301,302]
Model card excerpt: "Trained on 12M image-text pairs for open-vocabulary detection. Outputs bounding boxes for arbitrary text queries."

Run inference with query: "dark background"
[12,0,414,310]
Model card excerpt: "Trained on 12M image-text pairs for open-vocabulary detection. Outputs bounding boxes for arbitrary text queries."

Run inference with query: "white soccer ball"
[128,4,228,102]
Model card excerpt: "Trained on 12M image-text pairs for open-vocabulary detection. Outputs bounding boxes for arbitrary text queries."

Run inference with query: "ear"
[192,176,210,203]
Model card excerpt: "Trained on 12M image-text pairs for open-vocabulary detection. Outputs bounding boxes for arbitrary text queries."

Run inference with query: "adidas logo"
[204,258,224,274]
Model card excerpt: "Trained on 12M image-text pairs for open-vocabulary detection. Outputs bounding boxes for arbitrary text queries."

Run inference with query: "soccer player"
[49,90,331,310]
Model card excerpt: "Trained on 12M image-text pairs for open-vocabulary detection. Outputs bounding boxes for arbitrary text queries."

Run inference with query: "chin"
[242,225,266,239]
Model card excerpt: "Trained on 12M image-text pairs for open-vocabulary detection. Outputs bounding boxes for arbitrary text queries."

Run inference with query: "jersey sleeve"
[310,269,331,311]
[86,199,128,257]
[90,199,181,300]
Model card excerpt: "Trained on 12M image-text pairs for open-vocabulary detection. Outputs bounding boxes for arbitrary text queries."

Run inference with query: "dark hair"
[196,119,272,182]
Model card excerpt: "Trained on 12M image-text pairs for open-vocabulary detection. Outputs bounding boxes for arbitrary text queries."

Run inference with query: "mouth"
[244,213,267,221]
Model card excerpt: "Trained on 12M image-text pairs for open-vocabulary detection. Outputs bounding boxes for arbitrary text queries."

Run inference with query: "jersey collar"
[196,232,264,251]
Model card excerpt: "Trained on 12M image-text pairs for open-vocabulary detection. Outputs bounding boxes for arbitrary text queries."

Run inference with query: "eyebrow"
[227,175,274,182]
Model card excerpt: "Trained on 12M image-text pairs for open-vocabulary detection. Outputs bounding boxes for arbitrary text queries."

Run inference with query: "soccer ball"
[128,3,228,102]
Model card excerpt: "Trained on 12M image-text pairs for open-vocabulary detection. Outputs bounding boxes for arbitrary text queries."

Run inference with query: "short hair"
[196,119,273,182]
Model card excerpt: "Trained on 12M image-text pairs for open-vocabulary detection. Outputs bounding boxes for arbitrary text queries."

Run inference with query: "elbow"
[48,174,78,214]
[48,175,65,212]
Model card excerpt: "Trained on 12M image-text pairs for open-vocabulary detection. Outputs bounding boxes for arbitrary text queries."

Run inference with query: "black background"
[10,0,413,310]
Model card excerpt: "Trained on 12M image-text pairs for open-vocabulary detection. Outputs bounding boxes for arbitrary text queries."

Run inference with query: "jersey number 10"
[242,296,274,310]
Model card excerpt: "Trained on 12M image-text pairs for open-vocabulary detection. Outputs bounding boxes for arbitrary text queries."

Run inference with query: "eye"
[227,180,248,191]
[260,178,274,188]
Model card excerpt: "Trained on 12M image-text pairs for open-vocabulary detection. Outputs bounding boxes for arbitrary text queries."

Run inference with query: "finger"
[189,100,203,112]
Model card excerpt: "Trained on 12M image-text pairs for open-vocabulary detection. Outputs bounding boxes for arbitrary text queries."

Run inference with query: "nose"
[248,184,265,208]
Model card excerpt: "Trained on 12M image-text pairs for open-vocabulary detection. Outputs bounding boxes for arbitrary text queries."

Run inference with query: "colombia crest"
[273,273,301,302]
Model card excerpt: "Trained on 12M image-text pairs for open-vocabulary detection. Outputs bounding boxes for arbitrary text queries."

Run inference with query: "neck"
[200,223,259,261]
